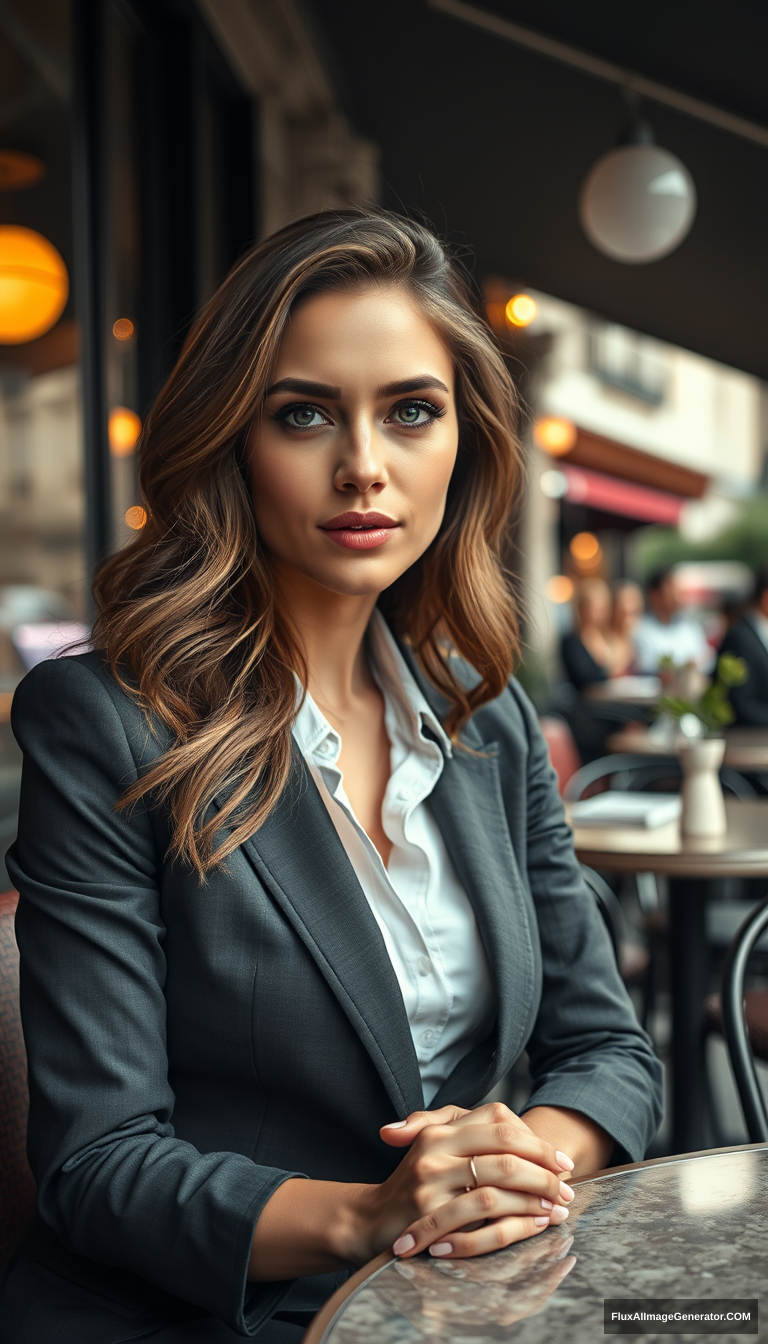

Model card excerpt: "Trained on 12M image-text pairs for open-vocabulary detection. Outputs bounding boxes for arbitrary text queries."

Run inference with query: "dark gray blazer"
[2,649,662,1337]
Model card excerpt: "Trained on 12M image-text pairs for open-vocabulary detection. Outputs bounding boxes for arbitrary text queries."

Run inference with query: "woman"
[1,209,662,1343]
[611,581,644,678]
[561,577,614,690]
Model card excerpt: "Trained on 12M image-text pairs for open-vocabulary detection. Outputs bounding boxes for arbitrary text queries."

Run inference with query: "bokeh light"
[533,416,577,456]
[124,505,147,530]
[112,317,135,340]
[570,532,601,563]
[109,407,142,457]
[505,293,538,328]
[540,469,569,499]
[0,225,69,343]
[546,575,574,604]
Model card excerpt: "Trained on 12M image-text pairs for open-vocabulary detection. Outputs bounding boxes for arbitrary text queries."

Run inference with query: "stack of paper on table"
[568,793,682,828]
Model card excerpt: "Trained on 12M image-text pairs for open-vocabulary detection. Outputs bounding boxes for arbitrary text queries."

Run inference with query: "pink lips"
[319,511,400,551]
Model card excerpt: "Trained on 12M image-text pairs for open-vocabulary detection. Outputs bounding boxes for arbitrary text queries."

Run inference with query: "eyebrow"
[266,375,450,399]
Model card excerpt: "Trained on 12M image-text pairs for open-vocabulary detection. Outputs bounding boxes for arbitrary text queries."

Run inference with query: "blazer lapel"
[401,649,538,1108]
[232,752,424,1117]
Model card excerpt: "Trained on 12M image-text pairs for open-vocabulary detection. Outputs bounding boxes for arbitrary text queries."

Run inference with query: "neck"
[270,559,380,712]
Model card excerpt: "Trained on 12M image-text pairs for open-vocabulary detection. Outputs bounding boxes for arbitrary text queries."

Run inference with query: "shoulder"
[11,652,167,768]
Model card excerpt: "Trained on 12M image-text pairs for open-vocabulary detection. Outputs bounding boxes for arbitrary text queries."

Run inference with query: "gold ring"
[465,1156,479,1193]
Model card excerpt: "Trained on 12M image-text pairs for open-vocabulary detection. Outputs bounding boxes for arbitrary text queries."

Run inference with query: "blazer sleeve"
[508,681,664,1163]
[7,657,303,1335]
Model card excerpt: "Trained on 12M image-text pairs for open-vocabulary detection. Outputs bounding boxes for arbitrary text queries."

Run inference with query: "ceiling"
[306,0,768,382]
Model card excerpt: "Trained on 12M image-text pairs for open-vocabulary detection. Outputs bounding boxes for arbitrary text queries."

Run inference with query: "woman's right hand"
[348,1102,575,1264]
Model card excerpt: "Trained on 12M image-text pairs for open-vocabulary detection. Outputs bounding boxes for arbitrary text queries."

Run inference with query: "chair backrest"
[580,864,626,967]
[539,716,581,796]
[0,890,36,1264]
[563,752,756,802]
[721,897,768,1144]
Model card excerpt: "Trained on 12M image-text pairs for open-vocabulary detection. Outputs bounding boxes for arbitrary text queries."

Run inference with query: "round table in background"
[304,1145,768,1344]
[568,797,768,1154]
[606,726,768,772]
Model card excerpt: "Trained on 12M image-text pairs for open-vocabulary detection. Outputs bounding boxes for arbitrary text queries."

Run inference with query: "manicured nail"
[559,1182,575,1202]
[429,1242,453,1257]
[393,1234,415,1255]
[556,1151,574,1170]
[383,1119,408,1129]
[534,1215,550,1226]
[540,1198,553,1210]
[550,1205,569,1224]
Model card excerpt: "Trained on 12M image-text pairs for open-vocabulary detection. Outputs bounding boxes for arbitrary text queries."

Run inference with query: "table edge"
[300,1143,768,1342]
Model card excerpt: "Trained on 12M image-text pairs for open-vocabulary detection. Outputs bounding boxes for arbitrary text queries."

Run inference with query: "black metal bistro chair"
[706,898,768,1144]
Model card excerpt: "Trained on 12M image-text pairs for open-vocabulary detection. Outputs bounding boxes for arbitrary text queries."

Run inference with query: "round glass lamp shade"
[579,144,696,264]
[0,225,69,343]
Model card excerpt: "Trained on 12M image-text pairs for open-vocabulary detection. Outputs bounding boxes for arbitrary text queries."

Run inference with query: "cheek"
[404,438,459,523]
[250,443,316,536]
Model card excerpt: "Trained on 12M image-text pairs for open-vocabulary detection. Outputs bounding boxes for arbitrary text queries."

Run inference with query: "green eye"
[275,403,328,430]
[390,399,443,427]
[292,407,319,427]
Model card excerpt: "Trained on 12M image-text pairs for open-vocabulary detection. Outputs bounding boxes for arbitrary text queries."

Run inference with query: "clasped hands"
[353,1101,575,1263]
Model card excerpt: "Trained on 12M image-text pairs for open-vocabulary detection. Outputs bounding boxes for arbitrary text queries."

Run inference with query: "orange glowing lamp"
[109,407,142,457]
[570,531,601,563]
[125,505,147,530]
[0,225,69,344]
[546,575,574,604]
[505,293,538,328]
[534,417,577,456]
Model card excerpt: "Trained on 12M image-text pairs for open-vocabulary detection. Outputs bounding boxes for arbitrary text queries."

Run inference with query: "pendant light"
[579,118,697,265]
[0,223,69,343]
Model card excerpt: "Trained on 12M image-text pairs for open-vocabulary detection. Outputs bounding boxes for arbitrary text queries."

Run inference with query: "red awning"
[562,464,685,525]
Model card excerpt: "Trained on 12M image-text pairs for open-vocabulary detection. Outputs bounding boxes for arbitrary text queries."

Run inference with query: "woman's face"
[249,284,459,599]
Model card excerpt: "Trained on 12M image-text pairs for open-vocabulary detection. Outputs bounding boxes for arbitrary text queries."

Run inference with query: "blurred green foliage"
[635,493,768,577]
[657,653,748,733]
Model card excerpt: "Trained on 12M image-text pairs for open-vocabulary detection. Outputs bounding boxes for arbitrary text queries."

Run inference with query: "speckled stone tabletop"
[318,1147,768,1343]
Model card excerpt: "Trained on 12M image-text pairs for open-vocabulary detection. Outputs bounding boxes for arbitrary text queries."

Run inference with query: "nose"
[333,413,388,495]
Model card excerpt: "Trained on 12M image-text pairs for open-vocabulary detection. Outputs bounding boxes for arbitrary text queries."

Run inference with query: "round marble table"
[304,1145,768,1343]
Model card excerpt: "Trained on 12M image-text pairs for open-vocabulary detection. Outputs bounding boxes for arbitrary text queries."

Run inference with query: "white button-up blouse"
[292,612,496,1105]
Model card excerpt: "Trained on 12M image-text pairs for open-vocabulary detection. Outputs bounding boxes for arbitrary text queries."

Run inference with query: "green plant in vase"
[657,652,748,736]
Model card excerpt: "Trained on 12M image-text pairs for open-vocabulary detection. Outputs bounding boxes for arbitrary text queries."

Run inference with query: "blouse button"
[417,956,432,977]
[421,1029,437,1048]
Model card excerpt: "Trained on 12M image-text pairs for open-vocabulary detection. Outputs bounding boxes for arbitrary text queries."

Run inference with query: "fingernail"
[556,1151,574,1170]
[429,1242,453,1257]
[383,1120,408,1129]
[540,1199,553,1210]
[393,1234,415,1255]
[559,1182,575,1202]
[534,1216,550,1226]
[550,1205,569,1223]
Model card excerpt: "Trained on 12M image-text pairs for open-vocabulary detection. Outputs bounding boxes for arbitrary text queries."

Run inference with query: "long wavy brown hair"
[93,208,524,877]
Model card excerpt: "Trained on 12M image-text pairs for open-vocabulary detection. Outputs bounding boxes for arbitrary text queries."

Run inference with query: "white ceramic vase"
[678,737,727,837]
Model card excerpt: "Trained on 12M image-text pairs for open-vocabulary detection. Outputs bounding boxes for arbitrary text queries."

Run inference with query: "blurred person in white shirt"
[634,567,714,676]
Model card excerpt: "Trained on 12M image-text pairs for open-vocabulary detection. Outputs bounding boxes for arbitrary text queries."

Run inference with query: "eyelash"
[271,398,447,431]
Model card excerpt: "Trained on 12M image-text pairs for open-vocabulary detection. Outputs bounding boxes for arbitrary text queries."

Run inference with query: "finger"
[432,1120,575,1184]
[439,1103,573,1171]
[393,1187,568,1257]
[433,1123,575,1198]
[458,1152,576,1203]
[380,1105,470,1147]
[429,1214,552,1258]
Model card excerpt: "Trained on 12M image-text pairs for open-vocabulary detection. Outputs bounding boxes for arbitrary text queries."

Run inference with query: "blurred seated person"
[610,581,643,677]
[561,578,615,691]
[718,566,768,725]
[633,567,714,677]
